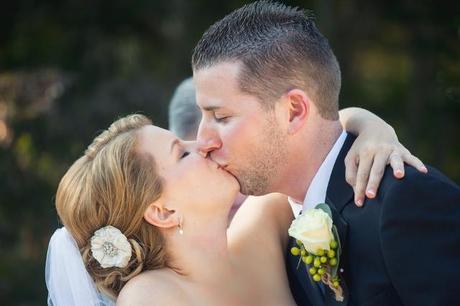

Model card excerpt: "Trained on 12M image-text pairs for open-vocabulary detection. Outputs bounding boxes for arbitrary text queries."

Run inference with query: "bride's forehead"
[140,125,173,138]
[137,125,177,149]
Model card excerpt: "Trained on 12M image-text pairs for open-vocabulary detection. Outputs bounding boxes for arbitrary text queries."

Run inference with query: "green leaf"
[315,203,332,218]
[296,256,302,270]
[331,225,342,277]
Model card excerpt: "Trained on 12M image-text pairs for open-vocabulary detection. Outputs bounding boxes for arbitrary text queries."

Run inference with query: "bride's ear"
[144,201,179,229]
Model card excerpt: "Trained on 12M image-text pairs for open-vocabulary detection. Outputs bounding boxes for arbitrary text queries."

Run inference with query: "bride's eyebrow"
[169,139,180,154]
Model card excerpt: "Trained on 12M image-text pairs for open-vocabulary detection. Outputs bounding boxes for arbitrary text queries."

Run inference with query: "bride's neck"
[164,213,234,284]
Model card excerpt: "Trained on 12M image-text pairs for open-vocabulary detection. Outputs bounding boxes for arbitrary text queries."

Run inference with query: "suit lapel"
[326,133,355,213]
[323,133,357,306]
[287,134,356,306]
[324,199,350,306]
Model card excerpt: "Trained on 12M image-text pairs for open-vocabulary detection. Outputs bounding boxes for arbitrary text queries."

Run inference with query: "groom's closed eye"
[213,113,231,123]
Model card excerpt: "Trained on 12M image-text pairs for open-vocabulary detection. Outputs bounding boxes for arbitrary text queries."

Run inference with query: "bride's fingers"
[344,152,358,188]
[354,154,374,207]
[402,152,428,173]
[365,153,388,199]
[389,149,428,179]
[389,152,405,179]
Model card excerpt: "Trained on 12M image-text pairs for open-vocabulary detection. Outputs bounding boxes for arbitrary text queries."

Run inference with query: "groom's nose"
[196,125,222,157]
[197,137,221,157]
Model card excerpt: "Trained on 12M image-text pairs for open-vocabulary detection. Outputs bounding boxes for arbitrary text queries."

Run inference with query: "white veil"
[45,227,115,306]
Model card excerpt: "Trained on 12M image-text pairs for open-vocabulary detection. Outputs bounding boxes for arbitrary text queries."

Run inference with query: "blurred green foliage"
[0,0,458,304]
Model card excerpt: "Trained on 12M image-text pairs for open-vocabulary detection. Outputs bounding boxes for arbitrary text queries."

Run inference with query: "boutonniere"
[288,203,344,302]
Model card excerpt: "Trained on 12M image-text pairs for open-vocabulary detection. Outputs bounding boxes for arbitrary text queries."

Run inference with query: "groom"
[192,1,460,306]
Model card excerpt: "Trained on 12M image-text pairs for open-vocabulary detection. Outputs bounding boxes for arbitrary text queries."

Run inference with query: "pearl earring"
[178,216,184,235]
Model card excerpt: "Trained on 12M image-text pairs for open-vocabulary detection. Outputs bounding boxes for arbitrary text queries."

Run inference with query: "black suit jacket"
[287,134,460,306]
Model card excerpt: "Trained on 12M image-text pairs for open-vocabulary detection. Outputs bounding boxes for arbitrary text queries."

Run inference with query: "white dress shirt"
[289,131,348,217]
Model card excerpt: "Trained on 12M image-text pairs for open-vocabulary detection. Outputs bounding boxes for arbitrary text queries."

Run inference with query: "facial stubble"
[237,118,287,196]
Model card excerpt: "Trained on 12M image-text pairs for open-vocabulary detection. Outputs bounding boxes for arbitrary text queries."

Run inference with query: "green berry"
[314,258,321,267]
[305,255,313,265]
[291,247,300,256]
[309,267,317,275]
[327,249,336,258]
[317,249,325,256]
[330,240,338,249]
[317,268,325,275]
[320,256,328,263]
[313,274,322,282]
[329,258,338,266]
[296,239,303,246]
[302,256,308,263]
[301,249,307,256]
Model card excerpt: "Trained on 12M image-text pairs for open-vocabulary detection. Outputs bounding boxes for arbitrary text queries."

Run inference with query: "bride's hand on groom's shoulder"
[345,123,428,207]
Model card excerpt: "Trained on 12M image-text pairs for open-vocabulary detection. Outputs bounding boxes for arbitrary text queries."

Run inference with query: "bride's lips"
[216,163,229,172]
[215,163,234,176]
[212,160,238,181]
[213,161,231,175]
[217,165,230,173]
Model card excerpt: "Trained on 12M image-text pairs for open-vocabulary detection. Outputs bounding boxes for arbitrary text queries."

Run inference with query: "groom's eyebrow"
[202,105,222,112]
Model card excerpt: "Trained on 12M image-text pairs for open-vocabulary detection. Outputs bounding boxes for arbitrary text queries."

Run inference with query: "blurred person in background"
[168,77,201,141]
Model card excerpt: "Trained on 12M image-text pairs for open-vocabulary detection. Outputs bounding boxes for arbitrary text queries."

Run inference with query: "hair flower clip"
[90,225,132,268]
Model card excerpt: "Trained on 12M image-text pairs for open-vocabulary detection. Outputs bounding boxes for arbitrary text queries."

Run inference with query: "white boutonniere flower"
[288,204,344,302]
[90,225,132,268]
[288,208,334,253]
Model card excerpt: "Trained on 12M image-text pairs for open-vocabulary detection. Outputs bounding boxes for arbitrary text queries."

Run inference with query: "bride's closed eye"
[180,151,190,159]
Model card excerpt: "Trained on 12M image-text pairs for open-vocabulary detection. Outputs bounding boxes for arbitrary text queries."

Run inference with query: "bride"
[46,111,422,305]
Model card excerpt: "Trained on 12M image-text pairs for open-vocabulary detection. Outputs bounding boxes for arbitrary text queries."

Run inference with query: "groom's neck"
[284,119,342,202]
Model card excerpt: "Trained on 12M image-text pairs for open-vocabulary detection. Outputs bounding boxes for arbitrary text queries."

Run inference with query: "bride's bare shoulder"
[228,193,292,250]
[117,270,186,306]
[231,193,291,227]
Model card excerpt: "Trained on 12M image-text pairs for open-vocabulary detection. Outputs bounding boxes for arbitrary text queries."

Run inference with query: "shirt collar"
[289,131,348,217]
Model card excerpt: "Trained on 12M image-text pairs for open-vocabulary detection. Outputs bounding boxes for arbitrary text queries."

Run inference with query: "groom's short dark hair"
[192,1,340,120]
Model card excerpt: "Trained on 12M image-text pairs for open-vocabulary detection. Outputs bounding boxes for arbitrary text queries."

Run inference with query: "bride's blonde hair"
[55,114,166,298]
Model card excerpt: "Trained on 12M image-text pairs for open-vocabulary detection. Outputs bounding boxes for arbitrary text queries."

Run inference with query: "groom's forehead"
[194,61,243,89]
[198,102,243,115]
[197,94,264,113]
[194,67,266,111]
[195,89,245,111]
[195,90,227,109]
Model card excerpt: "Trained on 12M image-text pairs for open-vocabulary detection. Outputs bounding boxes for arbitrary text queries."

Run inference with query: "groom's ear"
[144,200,179,229]
[284,89,310,134]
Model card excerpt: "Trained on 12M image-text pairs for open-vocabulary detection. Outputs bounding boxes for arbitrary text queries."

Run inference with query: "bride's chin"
[220,181,241,202]
[231,178,241,194]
